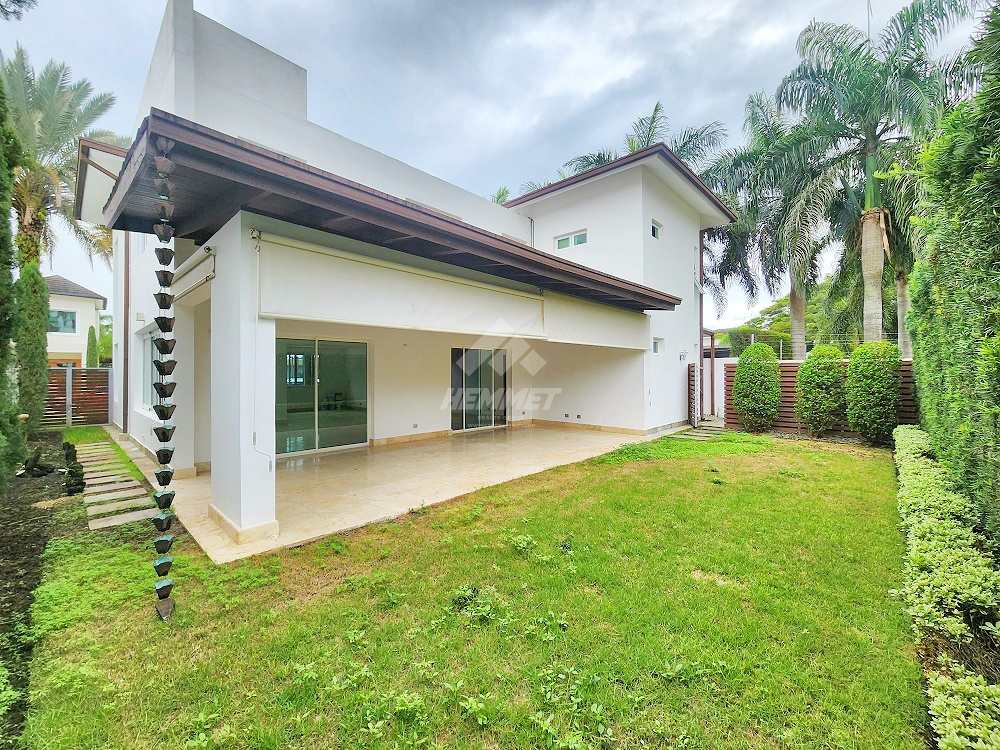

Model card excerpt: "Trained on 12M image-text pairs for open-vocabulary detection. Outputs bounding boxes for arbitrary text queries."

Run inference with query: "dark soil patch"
[0,431,66,748]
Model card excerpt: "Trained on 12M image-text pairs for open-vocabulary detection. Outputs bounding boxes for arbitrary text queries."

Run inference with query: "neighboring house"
[43,275,106,368]
[75,0,734,550]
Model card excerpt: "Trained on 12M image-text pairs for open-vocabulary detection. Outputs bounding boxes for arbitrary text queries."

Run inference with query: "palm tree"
[705,93,828,358]
[0,44,125,267]
[564,101,726,174]
[776,0,978,342]
[488,187,510,204]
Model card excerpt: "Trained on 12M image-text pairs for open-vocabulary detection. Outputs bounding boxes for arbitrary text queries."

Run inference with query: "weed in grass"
[779,467,805,478]
[512,534,538,555]
[709,476,725,485]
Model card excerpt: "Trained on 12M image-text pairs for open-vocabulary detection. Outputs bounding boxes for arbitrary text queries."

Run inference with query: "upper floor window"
[48,310,77,334]
[651,221,662,239]
[555,231,587,251]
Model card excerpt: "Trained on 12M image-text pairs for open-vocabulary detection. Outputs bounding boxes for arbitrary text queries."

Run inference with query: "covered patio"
[120,425,672,563]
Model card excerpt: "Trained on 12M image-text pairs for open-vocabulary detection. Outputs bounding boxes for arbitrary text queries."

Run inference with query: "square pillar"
[208,213,277,543]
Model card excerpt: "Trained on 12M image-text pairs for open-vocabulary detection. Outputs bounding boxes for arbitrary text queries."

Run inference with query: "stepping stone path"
[674,422,727,441]
[75,442,159,529]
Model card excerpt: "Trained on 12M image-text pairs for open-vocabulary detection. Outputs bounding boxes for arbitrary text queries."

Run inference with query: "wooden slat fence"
[724,359,918,435]
[42,367,111,428]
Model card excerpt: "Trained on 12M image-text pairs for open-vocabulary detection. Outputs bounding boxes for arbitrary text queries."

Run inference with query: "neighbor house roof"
[44,275,107,309]
[504,143,738,227]
[90,109,683,313]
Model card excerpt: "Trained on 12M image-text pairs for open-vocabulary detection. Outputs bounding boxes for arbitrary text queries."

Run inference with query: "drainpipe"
[698,230,705,422]
[122,231,130,433]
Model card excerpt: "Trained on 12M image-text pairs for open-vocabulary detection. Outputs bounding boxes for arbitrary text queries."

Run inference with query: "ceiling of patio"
[96,109,681,313]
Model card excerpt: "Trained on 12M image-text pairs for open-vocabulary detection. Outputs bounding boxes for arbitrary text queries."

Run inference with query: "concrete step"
[83,487,149,504]
[88,507,160,530]
[83,479,141,495]
[86,497,154,517]
[84,469,132,479]
[85,473,134,486]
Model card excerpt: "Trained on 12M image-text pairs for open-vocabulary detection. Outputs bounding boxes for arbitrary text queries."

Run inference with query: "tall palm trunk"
[896,270,912,358]
[860,208,885,341]
[789,281,807,359]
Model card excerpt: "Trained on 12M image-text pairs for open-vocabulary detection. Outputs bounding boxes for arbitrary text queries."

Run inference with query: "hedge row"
[893,426,1000,748]
[911,4,1000,536]
[736,341,901,444]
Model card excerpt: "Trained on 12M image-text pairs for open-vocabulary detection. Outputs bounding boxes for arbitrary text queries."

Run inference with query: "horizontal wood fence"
[724,360,918,435]
[42,367,112,428]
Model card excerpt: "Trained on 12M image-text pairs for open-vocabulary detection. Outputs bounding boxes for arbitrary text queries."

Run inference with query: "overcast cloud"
[0,1,979,327]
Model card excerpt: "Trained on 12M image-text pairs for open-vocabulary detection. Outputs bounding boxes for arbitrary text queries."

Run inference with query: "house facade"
[43,275,106,368]
[76,0,734,549]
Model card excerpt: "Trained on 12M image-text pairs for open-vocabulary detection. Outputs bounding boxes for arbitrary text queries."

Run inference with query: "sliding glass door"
[276,338,368,455]
[451,348,508,431]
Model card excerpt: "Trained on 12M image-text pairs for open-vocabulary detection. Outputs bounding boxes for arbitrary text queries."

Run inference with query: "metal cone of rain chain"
[152,148,178,622]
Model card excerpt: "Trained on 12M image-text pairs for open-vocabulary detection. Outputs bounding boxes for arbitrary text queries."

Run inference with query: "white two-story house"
[75,0,734,559]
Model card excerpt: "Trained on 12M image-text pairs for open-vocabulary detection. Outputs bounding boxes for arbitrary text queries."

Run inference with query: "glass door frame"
[450,346,510,433]
[276,335,372,456]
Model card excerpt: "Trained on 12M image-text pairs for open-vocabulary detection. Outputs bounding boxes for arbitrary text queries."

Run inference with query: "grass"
[61,425,145,482]
[20,433,925,749]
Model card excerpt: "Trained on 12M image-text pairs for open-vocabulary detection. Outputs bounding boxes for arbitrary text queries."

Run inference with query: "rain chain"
[151,136,178,621]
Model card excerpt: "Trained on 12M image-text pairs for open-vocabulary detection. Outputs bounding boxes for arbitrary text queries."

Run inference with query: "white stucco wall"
[45,293,102,364]
[520,168,645,284]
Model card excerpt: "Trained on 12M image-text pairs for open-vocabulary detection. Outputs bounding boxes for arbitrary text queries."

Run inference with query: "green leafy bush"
[911,6,1000,534]
[732,342,780,433]
[794,345,845,436]
[85,325,98,368]
[893,427,1000,641]
[927,663,1000,750]
[845,341,900,445]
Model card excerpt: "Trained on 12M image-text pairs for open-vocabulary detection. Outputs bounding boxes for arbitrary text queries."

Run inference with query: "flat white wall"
[529,340,646,431]
[193,299,211,463]
[45,294,102,363]
[520,169,645,284]
[702,356,736,419]
[136,0,531,244]
[641,170,703,430]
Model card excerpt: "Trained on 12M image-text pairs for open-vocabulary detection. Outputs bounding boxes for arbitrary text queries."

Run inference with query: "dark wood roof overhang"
[104,109,681,313]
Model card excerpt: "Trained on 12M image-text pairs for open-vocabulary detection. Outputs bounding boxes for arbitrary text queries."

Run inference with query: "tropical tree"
[488,186,510,204]
[564,101,726,174]
[776,0,979,343]
[704,93,828,358]
[0,44,124,267]
[0,0,36,21]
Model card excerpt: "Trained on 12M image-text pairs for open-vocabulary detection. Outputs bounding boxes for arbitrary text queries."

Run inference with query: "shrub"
[85,325,98,367]
[927,663,1000,750]
[794,345,845,436]
[845,341,900,445]
[893,427,1000,641]
[732,342,780,433]
[911,7,1000,534]
[14,262,50,435]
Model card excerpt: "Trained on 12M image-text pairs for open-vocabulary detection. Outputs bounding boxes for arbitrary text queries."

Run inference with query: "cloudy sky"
[0,0,979,327]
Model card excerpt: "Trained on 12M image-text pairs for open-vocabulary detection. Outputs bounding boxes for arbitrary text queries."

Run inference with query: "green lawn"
[21,432,925,749]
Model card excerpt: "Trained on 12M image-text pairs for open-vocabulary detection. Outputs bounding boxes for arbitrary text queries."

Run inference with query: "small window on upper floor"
[653,337,664,354]
[555,230,587,250]
[651,220,662,239]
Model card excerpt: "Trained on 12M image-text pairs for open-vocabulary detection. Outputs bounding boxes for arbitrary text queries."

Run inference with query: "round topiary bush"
[795,345,846,436]
[732,342,781,432]
[846,341,901,445]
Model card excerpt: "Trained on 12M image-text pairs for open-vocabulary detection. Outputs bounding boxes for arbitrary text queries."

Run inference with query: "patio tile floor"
[110,425,682,563]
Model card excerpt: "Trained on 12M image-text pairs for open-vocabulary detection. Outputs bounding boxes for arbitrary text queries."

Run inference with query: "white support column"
[170,304,196,476]
[208,213,278,543]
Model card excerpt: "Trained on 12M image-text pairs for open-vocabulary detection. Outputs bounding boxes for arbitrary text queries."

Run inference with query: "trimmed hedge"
[794,345,845,436]
[911,6,1000,534]
[732,342,780,432]
[927,664,1000,750]
[893,426,1000,748]
[846,341,901,445]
